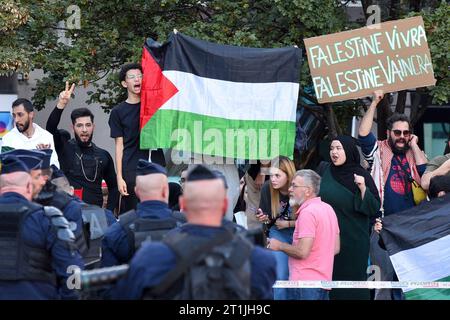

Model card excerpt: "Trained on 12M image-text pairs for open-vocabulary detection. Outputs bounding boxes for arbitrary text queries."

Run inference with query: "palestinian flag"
[140,32,300,160]
[380,194,450,300]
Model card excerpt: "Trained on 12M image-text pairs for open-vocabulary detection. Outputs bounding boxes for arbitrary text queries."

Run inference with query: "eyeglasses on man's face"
[290,184,310,189]
[126,74,143,80]
[391,129,411,137]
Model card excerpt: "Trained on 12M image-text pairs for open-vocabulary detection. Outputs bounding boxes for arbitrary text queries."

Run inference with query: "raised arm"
[358,90,384,137]
[421,159,450,190]
[46,82,75,152]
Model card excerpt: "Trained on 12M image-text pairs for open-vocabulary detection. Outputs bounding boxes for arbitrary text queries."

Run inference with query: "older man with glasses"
[267,169,340,300]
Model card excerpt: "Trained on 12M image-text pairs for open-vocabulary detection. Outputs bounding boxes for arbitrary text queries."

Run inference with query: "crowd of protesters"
[0,63,449,300]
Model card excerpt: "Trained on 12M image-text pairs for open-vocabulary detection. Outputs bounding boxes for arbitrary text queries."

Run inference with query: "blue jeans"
[269,226,294,300]
[288,288,330,300]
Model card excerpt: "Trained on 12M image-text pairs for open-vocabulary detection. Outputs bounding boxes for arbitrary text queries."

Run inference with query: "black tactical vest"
[0,203,57,285]
[44,190,89,257]
[144,229,253,300]
[119,210,181,262]
[80,203,111,269]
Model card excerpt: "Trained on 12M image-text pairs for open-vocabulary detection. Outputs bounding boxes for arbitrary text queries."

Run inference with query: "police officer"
[101,160,182,267]
[111,165,276,299]
[50,164,116,268]
[2,149,47,198]
[4,149,86,258]
[31,150,88,259]
[0,155,84,299]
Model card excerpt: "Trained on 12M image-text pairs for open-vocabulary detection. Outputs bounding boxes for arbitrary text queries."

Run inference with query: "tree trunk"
[324,104,342,139]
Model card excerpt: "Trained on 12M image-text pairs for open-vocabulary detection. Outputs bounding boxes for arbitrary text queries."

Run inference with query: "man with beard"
[46,82,119,212]
[2,98,59,167]
[267,169,339,300]
[358,90,427,300]
[358,90,427,216]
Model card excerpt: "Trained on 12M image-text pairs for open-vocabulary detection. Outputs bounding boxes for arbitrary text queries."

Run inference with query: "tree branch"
[324,103,341,139]
[298,101,326,125]
[298,87,319,105]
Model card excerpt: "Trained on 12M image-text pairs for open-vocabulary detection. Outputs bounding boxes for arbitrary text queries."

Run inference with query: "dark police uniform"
[0,192,84,299]
[79,201,117,268]
[36,183,88,257]
[41,165,117,268]
[101,160,179,267]
[0,152,84,299]
[111,224,276,299]
[21,149,88,259]
[101,200,179,267]
[111,164,276,299]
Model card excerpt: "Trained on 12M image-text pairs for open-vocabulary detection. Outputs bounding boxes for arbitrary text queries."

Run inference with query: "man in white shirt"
[2,98,60,167]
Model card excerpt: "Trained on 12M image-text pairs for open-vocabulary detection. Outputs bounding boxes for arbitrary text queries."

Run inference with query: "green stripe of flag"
[140,109,295,160]
[405,275,450,300]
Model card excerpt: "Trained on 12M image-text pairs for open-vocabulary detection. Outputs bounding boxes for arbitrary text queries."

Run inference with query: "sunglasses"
[392,129,411,137]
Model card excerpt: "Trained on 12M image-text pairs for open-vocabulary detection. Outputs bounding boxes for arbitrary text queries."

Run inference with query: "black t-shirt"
[109,101,149,175]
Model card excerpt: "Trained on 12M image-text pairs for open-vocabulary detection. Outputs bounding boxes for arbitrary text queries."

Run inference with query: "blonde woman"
[256,156,296,300]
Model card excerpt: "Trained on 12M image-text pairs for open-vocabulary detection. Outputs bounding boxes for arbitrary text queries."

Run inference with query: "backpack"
[145,229,253,300]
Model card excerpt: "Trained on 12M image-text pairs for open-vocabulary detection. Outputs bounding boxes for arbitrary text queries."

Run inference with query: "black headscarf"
[168,182,182,210]
[330,135,380,202]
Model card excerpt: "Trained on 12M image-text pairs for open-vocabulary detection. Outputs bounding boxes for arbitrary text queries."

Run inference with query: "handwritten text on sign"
[304,16,436,103]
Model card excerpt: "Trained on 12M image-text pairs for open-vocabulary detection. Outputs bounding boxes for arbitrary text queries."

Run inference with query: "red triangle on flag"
[140,47,179,129]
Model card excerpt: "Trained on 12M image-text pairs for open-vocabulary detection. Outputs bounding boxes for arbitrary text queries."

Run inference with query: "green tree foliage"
[0,0,30,73]
[0,0,448,136]
[414,2,450,105]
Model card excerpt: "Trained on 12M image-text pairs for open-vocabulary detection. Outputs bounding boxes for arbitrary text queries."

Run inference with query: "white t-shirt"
[2,123,60,167]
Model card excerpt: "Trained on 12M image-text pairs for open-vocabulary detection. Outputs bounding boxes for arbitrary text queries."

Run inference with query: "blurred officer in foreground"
[51,165,116,269]
[112,165,276,299]
[0,155,84,299]
[101,160,182,267]
[34,151,88,258]
[3,149,46,198]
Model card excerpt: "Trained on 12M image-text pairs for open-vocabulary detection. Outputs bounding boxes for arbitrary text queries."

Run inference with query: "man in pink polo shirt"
[267,169,340,300]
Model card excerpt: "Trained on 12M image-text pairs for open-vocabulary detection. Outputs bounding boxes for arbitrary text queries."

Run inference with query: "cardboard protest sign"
[304,16,436,103]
